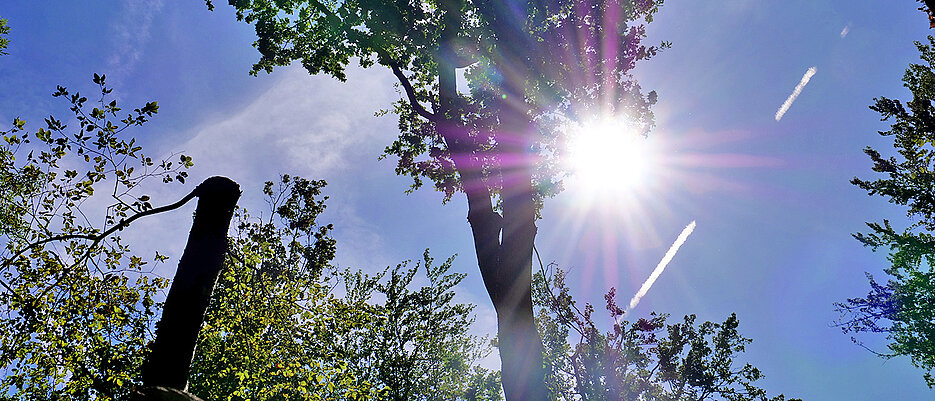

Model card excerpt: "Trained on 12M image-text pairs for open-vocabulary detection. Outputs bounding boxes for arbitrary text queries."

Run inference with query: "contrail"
[775,66,817,121]
[627,220,696,311]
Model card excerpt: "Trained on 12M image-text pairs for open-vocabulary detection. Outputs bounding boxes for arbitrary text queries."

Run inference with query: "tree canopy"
[0,5,806,400]
[211,0,665,200]
[837,35,935,388]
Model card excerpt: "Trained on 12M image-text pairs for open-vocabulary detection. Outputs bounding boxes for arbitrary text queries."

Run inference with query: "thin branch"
[0,279,16,298]
[2,188,199,270]
[33,188,201,302]
[850,335,897,358]
[305,5,436,124]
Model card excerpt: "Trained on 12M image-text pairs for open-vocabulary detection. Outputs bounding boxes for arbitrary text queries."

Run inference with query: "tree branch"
[2,188,199,271]
[385,57,439,123]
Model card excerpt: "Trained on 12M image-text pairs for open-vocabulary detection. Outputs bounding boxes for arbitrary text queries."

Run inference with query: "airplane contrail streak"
[627,220,696,311]
[775,66,817,121]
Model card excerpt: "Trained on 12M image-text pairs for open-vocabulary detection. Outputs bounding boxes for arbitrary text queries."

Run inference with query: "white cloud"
[775,66,817,122]
[108,0,164,82]
[627,220,696,312]
[175,64,400,272]
[178,65,397,187]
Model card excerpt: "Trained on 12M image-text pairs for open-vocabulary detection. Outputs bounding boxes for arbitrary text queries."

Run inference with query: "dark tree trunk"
[140,176,241,391]
[488,95,548,401]
[435,1,548,399]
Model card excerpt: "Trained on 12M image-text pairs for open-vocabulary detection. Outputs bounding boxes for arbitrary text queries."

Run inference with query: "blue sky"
[1,1,933,399]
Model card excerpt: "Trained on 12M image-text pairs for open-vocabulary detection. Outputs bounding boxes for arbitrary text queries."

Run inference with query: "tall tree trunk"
[140,176,241,391]
[435,1,548,399]
[492,91,548,401]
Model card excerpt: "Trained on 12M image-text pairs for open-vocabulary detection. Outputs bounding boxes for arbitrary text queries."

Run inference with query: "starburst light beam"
[627,220,696,311]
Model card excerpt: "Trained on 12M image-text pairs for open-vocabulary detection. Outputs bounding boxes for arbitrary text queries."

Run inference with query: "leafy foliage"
[534,264,798,401]
[212,3,670,397]
[0,16,9,55]
[837,35,935,387]
[0,75,192,399]
[189,175,499,401]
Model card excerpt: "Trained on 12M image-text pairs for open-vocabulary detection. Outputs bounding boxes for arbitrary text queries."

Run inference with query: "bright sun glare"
[566,119,655,195]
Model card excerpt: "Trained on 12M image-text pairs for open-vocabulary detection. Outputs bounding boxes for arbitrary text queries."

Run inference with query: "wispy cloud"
[840,24,851,38]
[179,66,396,185]
[107,0,163,82]
[775,66,817,122]
[627,220,696,311]
[176,65,398,271]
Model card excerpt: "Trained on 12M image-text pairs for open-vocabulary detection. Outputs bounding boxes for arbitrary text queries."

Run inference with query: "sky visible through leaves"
[0,1,932,399]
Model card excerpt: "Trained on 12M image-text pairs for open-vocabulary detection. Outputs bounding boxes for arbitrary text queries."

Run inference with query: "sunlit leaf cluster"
[0,17,9,56]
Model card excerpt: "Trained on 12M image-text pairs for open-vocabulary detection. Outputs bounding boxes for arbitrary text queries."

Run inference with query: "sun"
[564,119,655,195]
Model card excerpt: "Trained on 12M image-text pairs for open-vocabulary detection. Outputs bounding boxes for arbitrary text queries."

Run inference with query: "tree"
[211,0,666,398]
[188,175,499,401]
[187,176,381,400]
[535,264,799,401]
[0,75,194,399]
[836,35,935,388]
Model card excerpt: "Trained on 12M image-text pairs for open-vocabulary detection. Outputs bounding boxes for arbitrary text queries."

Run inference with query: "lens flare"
[565,119,655,195]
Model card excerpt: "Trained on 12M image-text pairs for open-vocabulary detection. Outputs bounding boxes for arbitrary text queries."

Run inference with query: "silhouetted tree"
[140,176,241,392]
[210,1,666,398]
[837,35,935,388]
